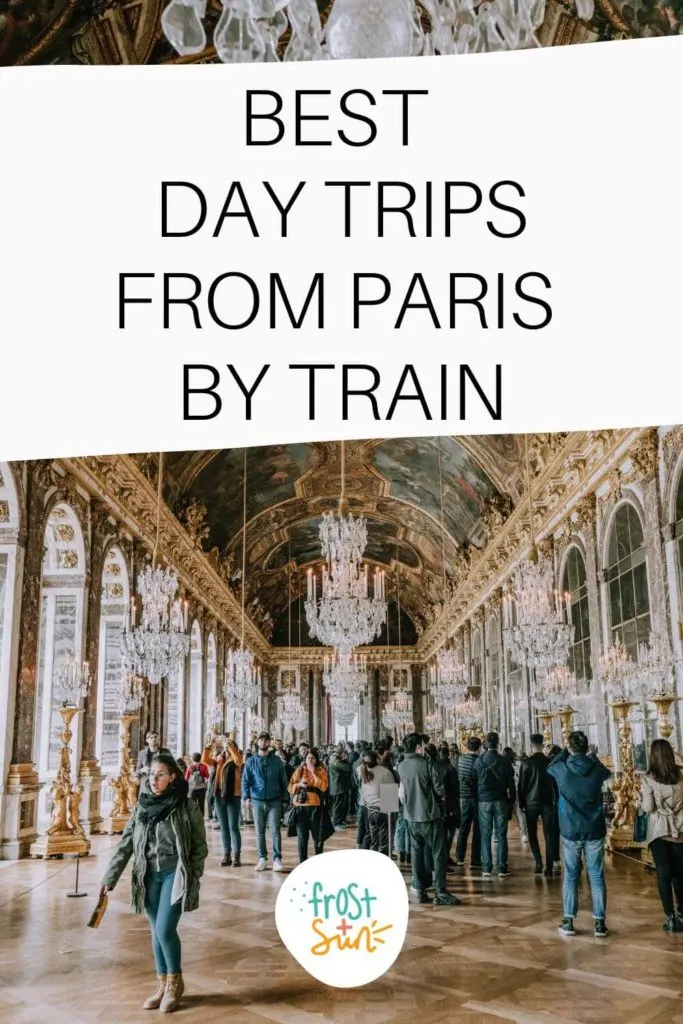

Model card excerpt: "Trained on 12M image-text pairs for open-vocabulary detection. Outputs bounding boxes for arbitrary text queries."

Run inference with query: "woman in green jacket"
[100,752,208,1013]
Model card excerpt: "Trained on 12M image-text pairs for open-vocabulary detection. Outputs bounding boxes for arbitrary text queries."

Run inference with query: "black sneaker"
[543,868,554,878]
[221,854,232,867]
[663,915,678,933]
[558,917,575,936]
[498,869,510,878]
[433,891,461,906]
[594,919,608,938]
[417,890,430,904]
[534,863,543,875]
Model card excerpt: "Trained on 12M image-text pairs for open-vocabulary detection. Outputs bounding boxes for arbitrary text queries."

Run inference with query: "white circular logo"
[275,849,409,988]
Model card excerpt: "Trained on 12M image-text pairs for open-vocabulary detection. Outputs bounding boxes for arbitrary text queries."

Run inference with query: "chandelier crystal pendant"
[503,436,574,671]
[205,697,225,733]
[305,441,387,655]
[121,453,190,685]
[455,695,484,730]
[532,663,588,712]
[223,448,260,716]
[432,438,469,710]
[117,672,146,715]
[53,650,91,708]
[635,630,679,698]
[598,638,640,703]
[162,0,596,62]
[382,691,413,732]
[323,649,368,699]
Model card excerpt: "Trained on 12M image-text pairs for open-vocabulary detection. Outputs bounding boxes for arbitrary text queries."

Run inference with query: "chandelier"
[503,436,574,671]
[456,695,484,729]
[223,448,260,715]
[53,650,91,708]
[331,692,359,728]
[424,709,442,734]
[162,0,595,62]
[117,672,146,715]
[597,638,639,703]
[323,649,367,699]
[635,631,679,698]
[249,714,267,735]
[122,453,190,685]
[382,691,413,732]
[205,697,225,732]
[305,442,387,655]
[532,663,588,712]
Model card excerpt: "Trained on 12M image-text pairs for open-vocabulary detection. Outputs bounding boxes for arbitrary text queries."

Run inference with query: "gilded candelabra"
[556,706,576,747]
[108,713,140,834]
[538,710,554,750]
[607,699,641,851]
[650,693,681,740]
[31,706,91,858]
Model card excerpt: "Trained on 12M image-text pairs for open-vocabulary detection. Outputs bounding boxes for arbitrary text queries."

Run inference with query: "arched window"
[606,503,650,657]
[165,600,185,756]
[188,621,203,754]
[206,633,217,707]
[34,503,86,821]
[487,615,501,733]
[676,471,683,610]
[0,464,21,787]
[562,547,592,681]
[471,628,482,692]
[97,546,130,774]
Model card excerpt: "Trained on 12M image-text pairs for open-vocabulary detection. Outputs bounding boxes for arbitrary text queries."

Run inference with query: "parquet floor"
[1,819,682,1024]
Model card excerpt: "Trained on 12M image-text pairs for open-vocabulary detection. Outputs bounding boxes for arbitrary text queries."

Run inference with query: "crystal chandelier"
[635,631,679,698]
[205,697,225,732]
[53,650,91,708]
[117,672,146,715]
[249,714,267,735]
[162,0,596,63]
[532,663,588,712]
[305,442,387,655]
[323,649,367,699]
[332,692,359,728]
[503,436,574,671]
[280,689,308,731]
[122,453,190,685]
[424,709,442,734]
[597,639,639,703]
[382,691,413,731]
[279,553,308,732]
[223,448,260,715]
[455,695,484,729]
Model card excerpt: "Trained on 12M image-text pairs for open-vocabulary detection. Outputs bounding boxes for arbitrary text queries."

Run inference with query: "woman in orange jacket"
[214,739,244,867]
[287,748,334,862]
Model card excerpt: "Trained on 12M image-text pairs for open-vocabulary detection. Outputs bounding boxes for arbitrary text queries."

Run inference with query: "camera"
[296,784,308,805]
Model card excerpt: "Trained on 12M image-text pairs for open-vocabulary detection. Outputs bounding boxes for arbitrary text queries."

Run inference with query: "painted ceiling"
[162,436,525,643]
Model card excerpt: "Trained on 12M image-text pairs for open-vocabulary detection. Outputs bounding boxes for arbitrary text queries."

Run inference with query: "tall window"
[97,546,130,774]
[188,621,203,754]
[487,615,501,733]
[676,471,683,612]
[563,547,592,681]
[471,629,482,692]
[34,504,86,823]
[206,633,217,707]
[505,597,525,749]
[606,503,650,657]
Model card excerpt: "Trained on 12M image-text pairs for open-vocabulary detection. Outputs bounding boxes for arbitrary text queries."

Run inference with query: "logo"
[275,849,409,988]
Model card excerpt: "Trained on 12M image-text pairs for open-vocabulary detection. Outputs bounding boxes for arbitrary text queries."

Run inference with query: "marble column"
[574,493,609,753]
[411,663,424,733]
[78,502,111,836]
[4,463,51,858]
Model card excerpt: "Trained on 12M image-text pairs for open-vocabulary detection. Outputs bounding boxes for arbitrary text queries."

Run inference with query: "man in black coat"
[474,732,516,878]
[518,733,556,876]
[135,730,171,794]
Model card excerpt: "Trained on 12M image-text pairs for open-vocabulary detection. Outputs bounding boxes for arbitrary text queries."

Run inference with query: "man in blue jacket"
[548,730,611,937]
[242,731,289,872]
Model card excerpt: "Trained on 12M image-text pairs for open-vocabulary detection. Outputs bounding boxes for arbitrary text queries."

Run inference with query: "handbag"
[633,809,649,844]
[87,891,108,929]
[284,804,297,829]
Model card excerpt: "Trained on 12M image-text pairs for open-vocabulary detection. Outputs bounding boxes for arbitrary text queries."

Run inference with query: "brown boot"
[142,975,167,1010]
[160,973,184,1013]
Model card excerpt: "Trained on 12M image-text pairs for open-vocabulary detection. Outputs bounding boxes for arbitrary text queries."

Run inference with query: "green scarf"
[137,780,187,828]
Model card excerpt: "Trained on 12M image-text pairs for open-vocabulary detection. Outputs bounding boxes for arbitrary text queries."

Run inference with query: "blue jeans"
[561,837,607,919]
[253,798,282,861]
[215,797,241,856]
[479,800,509,873]
[144,868,182,975]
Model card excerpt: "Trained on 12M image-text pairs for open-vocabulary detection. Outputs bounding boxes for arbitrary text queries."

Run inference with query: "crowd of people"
[100,727,683,1013]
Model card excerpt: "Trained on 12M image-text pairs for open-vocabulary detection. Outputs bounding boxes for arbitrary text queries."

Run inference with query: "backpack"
[188,764,206,793]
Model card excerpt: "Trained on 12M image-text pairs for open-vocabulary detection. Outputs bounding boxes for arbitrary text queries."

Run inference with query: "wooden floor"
[1,819,683,1024]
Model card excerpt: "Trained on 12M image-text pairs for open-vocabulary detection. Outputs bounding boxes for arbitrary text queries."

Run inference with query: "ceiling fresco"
[372,437,497,546]
[161,436,517,641]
